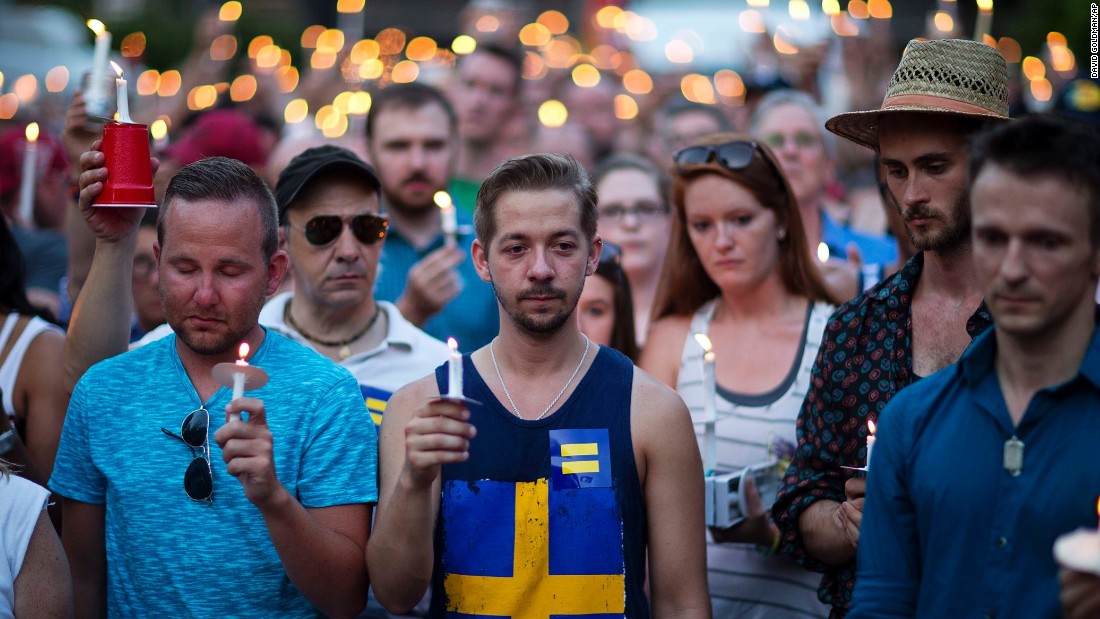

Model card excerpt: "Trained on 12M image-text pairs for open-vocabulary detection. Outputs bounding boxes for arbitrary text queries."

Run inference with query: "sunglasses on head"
[290,213,389,247]
[672,140,760,171]
[161,408,212,502]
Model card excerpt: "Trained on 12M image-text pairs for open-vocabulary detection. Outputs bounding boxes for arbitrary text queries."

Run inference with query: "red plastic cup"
[93,121,156,208]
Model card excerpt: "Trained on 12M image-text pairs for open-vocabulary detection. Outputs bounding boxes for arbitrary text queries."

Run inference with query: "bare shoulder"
[629,366,691,433]
[637,315,692,388]
[381,374,440,430]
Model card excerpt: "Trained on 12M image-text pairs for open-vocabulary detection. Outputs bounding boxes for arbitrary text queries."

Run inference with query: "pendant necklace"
[1003,435,1024,477]
[284,302,381,360]
[490,335,590,421]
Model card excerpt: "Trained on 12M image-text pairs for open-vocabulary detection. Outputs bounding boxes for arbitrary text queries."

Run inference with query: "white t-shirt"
[0,473,49,619]
[135,294,450,426]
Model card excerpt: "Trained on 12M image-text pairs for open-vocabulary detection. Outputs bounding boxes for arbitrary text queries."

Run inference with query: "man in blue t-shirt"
[51,156,376,617]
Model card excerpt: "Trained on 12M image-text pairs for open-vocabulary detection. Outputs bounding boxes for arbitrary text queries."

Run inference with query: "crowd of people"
[2,2,1100,618]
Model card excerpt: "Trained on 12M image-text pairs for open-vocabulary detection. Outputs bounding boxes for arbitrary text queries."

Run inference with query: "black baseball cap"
[274,145,382,224]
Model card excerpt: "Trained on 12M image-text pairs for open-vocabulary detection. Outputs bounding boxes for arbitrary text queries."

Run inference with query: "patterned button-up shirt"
[771,253,992,618]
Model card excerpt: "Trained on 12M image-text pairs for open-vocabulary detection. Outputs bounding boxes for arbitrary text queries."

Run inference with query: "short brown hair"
[474,153,597,250]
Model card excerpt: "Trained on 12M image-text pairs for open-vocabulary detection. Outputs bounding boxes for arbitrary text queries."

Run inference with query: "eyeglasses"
[599,201,668,223]
[132,254,157,281]
[761,131,822,150]
[161,408,212,502]
[673,140,759,171]
[289,213,389,247]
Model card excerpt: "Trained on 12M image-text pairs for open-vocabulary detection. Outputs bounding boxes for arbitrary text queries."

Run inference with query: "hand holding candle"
[1054,498,1100,575]
[866,419,877,470]
[85,19,112,115]
[435,191,457,249]
[213,342,269,422]
[18,123,38,227]
[446,337,463,399]
[694,332,717,475]
[110,61,131,124]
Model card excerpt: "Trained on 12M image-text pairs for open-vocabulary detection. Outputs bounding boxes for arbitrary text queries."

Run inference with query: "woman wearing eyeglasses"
[576,243,640,362]
[640,133,837,618]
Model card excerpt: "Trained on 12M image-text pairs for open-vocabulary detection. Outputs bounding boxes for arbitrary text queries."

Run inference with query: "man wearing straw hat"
[772,38,1010,617]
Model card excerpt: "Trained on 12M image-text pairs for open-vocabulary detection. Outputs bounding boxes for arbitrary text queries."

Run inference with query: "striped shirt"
[679,298,832,619]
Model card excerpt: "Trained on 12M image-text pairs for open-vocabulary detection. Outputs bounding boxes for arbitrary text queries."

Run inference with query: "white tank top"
[0,313,62,421]
[677,298,834,619]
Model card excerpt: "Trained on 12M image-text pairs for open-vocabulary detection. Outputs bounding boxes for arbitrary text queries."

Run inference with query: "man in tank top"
[368,153,711,618]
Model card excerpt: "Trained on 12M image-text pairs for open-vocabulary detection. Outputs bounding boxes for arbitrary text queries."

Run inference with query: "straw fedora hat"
[826,39,1010,151]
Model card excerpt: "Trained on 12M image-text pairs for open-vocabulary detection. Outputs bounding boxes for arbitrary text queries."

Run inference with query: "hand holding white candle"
[86,19,111,110]
[446,337,463,399]
[694,332,717,475]
[435,191,457,249]
[18,123,38,227]
[866,419,877,469]
[110,61,132,123]
[212,342,268,422]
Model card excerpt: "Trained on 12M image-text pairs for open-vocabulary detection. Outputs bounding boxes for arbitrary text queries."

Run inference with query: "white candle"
[446,337,463,399]
[18,123,38,228]
[111,61,131,123]
[694,333,717,474]
[973,0,993,41]
[86,20,111,107]
[230,342,249,421]
[436,191,457,249]
[866,419,877,469]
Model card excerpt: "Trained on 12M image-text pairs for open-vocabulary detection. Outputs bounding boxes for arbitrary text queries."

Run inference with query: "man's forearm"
[64,236,137,394]
[800,499,857,566]
[367,474,439,613]
[261,490,370,618]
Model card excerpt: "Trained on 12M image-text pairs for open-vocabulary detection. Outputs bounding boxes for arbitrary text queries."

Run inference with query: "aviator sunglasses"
[290,213,389,247]
[672,140,761,171]
[161,408,213,502]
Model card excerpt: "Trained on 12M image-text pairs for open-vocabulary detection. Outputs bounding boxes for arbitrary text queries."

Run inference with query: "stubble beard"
[161,287,267,356]
[904,191,972,254]
[490,273,583,338]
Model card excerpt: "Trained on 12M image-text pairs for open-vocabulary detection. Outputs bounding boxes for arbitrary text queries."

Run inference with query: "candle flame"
[25,122,39,142]
[868,419,877,435]
[87,19,106,37]
[693,332,713,354]
[976,0,993,11]
[817,242,830,263]
[238,342,249,359]
[1095,496,1100,518]
[447,337,458,352]
[110,60,124,78]
[434,191,453,209]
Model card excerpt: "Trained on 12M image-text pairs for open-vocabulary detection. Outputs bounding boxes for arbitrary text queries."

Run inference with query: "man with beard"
[367,83,499,350]
[50,157,377,617]
[851,114,1100,618]
[771,39,1010,617]
[367,153,711,618]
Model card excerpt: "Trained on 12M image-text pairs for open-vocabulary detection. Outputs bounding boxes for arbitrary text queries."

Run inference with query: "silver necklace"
[490,335,590,421]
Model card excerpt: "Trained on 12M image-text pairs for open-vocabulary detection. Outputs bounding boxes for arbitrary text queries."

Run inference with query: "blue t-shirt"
[375,207,499,350]
[850,324,1100,619]
[49,329,378,617]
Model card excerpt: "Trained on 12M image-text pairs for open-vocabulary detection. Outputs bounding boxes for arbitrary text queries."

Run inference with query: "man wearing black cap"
[267,145,449,425]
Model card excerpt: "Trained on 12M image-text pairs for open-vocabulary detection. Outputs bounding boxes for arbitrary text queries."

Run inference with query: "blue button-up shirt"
[375,207,499,350]
[851,320,1100,619]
